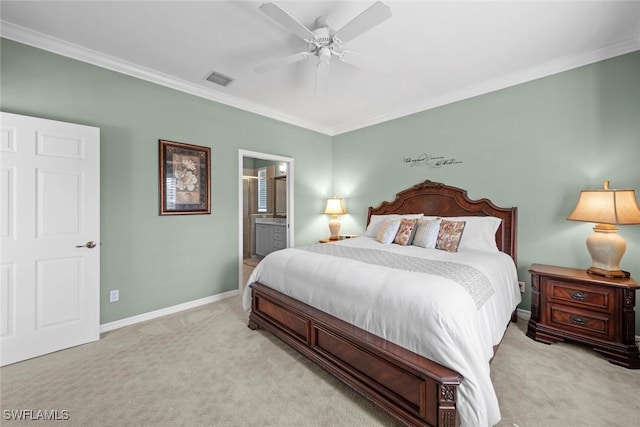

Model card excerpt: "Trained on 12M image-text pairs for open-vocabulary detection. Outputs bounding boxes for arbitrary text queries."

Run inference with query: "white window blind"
[257,167,267,212]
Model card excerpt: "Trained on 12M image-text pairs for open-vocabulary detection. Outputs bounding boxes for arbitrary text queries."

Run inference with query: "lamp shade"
[567,182,640,278]
[567,187,640,225]
[323,196,347,215]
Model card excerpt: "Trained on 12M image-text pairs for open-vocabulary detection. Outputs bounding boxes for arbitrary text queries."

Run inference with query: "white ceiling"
[2,1,640,136]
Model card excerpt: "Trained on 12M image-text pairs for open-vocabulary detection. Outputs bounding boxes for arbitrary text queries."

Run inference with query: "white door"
[0,112,100,366]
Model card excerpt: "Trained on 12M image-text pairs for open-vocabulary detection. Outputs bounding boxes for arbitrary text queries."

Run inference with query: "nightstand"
[319,234,358,243]
[527,263,640,369]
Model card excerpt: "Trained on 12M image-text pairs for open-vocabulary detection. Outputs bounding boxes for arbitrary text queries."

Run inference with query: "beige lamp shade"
[323,196,346,240]
[567,182,640,278]
[323,196,347,216]
[567,188,640,225]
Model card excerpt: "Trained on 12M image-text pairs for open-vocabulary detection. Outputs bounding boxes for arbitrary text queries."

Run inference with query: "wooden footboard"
[248,282,463,427]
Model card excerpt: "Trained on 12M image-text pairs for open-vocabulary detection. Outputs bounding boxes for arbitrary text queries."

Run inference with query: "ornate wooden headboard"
[367,180,518,262]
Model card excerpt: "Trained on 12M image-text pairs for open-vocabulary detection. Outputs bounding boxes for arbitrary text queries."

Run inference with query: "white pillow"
[444,216,502,252]
[365,214,423,237]
[375,219,402,244]
[412,218,441,248]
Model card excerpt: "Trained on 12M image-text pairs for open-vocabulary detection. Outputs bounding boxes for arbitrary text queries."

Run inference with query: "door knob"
[76,241,97,249]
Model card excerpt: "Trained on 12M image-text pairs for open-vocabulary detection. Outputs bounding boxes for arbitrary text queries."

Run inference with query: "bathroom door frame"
[238,149,294,292]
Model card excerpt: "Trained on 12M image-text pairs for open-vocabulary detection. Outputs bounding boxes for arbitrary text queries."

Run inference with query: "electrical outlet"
[518,281,525,293]
[109,289,119,302]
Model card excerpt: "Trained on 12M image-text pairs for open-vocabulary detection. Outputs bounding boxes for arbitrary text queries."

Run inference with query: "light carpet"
[1,296,639,426]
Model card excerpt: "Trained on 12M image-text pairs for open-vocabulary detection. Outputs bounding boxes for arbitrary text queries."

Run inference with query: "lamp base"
[587,266,630,279]
[585,224,629,278]
[328,215,341,240]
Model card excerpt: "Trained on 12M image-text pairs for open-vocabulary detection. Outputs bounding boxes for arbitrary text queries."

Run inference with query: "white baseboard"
[516,307,531,320]
[99,289,239,333]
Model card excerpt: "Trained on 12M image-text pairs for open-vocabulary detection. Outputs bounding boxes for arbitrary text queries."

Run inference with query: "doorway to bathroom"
[237,150,294,292]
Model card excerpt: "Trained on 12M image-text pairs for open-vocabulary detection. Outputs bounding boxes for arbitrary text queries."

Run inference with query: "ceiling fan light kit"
[256,1,392,94]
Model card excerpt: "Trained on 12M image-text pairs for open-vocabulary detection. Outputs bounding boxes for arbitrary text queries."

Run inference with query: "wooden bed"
[247,180,518,427]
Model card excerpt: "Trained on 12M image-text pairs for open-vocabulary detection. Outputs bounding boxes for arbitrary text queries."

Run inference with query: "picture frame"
[159,139,211,215]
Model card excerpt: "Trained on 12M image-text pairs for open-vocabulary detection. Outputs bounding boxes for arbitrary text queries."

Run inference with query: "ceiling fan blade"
[339,50,392,73]
[316,60,330,95]
[255,51,311,74]
[333,1,391,44]
[259,3,316,41]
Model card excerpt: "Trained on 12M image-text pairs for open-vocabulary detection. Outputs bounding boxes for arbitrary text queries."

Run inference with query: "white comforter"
[242,236,521,427]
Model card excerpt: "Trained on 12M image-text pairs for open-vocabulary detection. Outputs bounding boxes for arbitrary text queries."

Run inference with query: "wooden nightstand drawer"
[547,304,613,340]
[546,280,613,313]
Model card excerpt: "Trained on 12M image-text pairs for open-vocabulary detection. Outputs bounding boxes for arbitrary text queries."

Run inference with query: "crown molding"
[0,21,333,136]
[2,20,639,138]
[332,37,640,135]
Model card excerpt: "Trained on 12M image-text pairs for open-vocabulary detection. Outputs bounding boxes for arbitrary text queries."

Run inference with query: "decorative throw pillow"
[393,218,418,246]
[365,214,424,237]
[412,218,441,248]
[365,214,400,237]
[435,220,466,252]
[376,218,402,244]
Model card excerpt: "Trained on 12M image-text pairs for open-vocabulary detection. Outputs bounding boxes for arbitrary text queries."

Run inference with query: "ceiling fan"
[255,1,392,94]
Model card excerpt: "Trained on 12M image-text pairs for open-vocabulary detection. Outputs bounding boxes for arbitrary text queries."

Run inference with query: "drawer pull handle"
[570,315,586,325]
[569,290,587,300]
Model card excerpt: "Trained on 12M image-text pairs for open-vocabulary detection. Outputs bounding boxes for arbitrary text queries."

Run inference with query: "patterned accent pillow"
[376,218,402,244]
[393,218,418,246]
[435,220,466,252]
[412,218,441,248]
[365,214,424,237]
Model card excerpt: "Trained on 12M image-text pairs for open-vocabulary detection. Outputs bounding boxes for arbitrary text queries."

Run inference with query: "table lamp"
[567,181,640,278]
[323,196,347,240]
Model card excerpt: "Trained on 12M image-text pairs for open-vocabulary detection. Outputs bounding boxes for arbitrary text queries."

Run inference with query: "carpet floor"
[1,295,639,426]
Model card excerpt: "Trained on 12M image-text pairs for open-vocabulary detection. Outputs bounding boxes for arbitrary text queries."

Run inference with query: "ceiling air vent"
[205,70,234,87]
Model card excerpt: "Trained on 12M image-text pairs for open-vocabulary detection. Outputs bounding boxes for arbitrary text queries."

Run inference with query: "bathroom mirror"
[273,175,287,218]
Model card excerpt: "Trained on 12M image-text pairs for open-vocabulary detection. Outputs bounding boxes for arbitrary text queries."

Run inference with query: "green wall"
[332,51,640,330]
[0,39,333,323]
[2,39,640,332]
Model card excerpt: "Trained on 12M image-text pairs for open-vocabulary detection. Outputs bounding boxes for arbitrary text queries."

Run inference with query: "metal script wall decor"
[402,153,462,168]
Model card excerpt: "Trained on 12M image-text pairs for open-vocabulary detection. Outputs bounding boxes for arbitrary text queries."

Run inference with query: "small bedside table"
[319,234,358,243]
[527,263,640,369]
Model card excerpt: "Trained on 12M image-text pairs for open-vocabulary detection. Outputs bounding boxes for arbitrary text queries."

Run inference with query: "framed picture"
[159,139,211,215]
